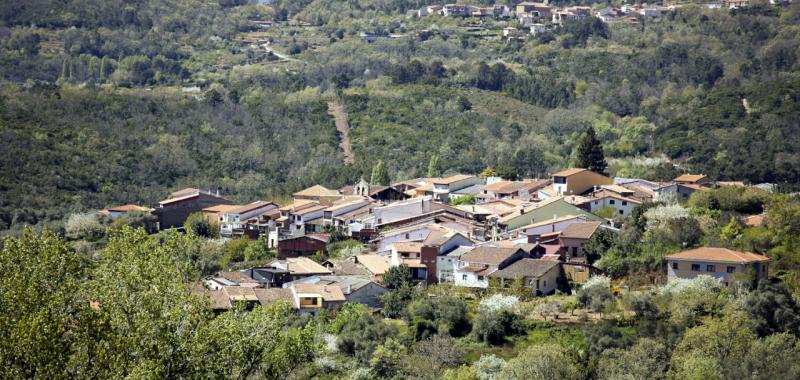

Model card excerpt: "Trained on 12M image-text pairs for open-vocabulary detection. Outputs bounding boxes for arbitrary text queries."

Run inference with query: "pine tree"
[58,57,68,84]
[99,56,107,79]
[575,126,607,174]
[427,155,441,178]
[371,160,390,186]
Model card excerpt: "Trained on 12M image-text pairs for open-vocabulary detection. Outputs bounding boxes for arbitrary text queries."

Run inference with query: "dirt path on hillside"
[328,100,355,164]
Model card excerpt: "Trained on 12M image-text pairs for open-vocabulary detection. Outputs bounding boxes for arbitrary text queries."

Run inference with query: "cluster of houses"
[103,168,771,314]
[414,1,763,39]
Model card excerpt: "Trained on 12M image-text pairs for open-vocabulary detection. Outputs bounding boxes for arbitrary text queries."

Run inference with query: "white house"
[283,275,388,307]
[454,246,527,288]
[278,199,327,237]
[587,194,642,217]
[437,246,474,284]
[521,214,592,238]
[322,196,372,228]
[219,201,279,237]
[432,175,482,202]
[530,23,546,35]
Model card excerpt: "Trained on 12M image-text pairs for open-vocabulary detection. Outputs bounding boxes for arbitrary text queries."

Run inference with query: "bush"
[412,335,463,377]
[65,212,106,241]
[338,313,398,362]
[473,309,523,345]
[474,354,506,380]
[184,212,217,238]
[577,275,614,313]
[382,265,413,290]
[407,296,471,338]
[498,344,582,380]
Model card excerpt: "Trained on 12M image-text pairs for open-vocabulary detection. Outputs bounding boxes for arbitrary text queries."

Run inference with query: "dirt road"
[327,100,355,164]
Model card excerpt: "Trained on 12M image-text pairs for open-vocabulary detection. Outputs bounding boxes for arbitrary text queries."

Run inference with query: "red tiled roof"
[666,247,770,264]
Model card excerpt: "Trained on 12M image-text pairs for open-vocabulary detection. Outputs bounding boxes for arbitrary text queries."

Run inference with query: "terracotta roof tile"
[489,258,559,279]
[460,246,522,266]
[293,185,341,198]
[433,174,475,185]
[292,283,346,302]
[673,174,708,183]
[552,168,588,177]
[666,247,770,263]
[560,222,602,240]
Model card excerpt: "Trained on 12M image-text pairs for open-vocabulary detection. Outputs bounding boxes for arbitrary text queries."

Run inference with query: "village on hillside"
[245,0,774,57]
[103,167,772,314]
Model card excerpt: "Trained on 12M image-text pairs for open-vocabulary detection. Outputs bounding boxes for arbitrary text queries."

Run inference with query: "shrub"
[473,309,523,345]
[474,354,506,380]
[577,275,614,312]
[498,344,582,380]
[65,212,106,241]
[184,212,217,238]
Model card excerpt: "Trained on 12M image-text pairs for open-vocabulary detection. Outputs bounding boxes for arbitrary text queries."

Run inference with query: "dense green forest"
[1,0,799,234]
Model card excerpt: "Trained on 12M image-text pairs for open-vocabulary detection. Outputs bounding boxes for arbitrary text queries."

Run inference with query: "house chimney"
[346,284,352,294]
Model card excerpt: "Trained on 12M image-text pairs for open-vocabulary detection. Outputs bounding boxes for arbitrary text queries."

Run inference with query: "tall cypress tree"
[371,160,390,186]
[575,126,607,174]
[427,155,441,178]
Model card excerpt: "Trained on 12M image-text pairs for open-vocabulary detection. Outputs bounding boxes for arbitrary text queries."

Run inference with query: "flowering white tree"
[644,204,688,230]
[65,212,105,241]
[582,275,611,291]
[659,275,721,296]
[479,294,520,314]
[578,275,614,313]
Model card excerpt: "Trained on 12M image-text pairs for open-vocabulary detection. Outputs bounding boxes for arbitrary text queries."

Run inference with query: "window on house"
[462,274,467,281]
[543,280,547,287]
[672,262,678,270]
[706,265,715,272]
[691,264,700,271]
[536,279,540,289]
[478,276,484,281]
[762,265,766,273]
[554,176,566,184]
[622,201,628,206]
[727,266,736,273]
[572,247,578,256]
[405,233,409,239]
[619,210,624,215]
[609,199,615,205]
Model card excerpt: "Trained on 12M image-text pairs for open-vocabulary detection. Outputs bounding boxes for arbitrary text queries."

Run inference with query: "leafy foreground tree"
[0,229,87,379]
[745,280,800,337]
[498,344,583,380]
[0,227,315,379]
[597,338,669,380]
[575,126,607,174]
[670,315,800,380]
[382,264,413,290]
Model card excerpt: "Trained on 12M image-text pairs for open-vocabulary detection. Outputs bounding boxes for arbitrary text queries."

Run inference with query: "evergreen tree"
[575,126,607,174]
[58,57,68,84]
[100,56,107,79]
[427,155,441,178]
[371,160,390,186]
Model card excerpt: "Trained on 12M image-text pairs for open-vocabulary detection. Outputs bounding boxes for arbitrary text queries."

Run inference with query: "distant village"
[409,1,772,39]
[102,169,773,314]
